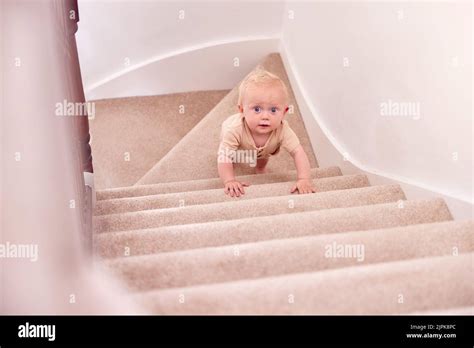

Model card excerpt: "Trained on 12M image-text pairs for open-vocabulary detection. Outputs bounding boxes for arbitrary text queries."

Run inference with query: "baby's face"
[239,82,289,136]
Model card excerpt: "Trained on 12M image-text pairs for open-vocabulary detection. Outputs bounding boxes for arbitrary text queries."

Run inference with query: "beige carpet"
[89,90,228,189]
[92,53,474,314]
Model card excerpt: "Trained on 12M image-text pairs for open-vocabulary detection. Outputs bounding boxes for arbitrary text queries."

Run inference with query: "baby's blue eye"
[271,107,277,113]
[254,106,261,113]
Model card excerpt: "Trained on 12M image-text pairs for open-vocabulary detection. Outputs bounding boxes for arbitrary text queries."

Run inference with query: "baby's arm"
[290,145,316,194]
[218,152,249,198]
[218,124,250,197]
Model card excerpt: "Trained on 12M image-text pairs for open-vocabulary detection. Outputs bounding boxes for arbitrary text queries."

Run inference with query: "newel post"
[65,0,93,174]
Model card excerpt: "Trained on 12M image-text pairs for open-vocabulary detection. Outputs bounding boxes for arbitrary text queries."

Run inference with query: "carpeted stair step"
[129,253,473,314]
[103,219,473,291]
[93,184,406,233]
[96,166,341,201]
[94,174,369,215]
[94,198,453,258]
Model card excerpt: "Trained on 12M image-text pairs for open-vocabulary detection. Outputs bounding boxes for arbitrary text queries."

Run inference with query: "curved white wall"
[76,0,285,99]
[80,38,280,100]
[281,1,472,205]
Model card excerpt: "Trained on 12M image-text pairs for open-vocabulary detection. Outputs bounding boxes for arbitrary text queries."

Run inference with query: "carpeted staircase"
[92,53,473,314]
[89,90,229,189]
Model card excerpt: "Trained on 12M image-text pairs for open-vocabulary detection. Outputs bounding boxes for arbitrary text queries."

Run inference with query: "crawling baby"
[217,68,316,197]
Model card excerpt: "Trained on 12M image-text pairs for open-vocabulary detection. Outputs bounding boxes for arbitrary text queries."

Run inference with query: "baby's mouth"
[258,122,271,127]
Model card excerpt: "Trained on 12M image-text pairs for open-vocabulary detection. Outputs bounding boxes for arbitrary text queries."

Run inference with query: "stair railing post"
[60,0,95,255]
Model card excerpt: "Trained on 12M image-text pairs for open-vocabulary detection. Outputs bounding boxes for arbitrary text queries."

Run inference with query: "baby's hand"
[290,179,316,194]
[224,179,250,197]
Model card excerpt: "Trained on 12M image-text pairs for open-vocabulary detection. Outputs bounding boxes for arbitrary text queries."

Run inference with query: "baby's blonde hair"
[238,68,289,106]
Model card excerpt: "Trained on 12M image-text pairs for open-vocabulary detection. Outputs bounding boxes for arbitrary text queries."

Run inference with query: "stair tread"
[93,184,406,233]
[94,173,369,215]
[96,166,341,200]
[94,198,453,257]
[128,253,474,314]
[103,219,472,292]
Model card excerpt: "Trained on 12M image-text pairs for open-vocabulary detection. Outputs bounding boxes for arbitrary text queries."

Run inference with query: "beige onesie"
[218,112,300,161]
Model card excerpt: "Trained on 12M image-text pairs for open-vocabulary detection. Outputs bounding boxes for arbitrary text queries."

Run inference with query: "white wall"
[281,1,473,206]
[81,38,280,100]
[76,0,285,99]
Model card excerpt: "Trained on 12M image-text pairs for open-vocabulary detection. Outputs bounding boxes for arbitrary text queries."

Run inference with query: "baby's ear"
[281,106,289,121]
[237,105,243,113]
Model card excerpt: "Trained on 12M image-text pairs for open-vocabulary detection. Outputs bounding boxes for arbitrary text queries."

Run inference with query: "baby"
[217,68,316,197]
